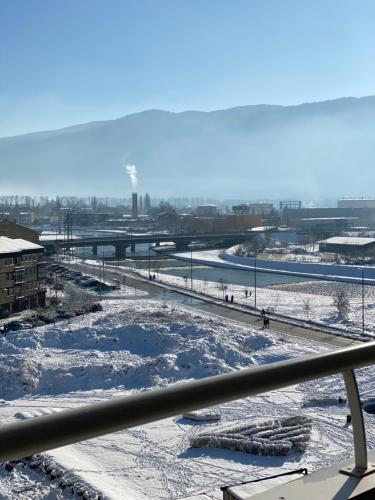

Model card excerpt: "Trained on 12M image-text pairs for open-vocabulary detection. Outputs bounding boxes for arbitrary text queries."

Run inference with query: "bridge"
[40,231,258,258]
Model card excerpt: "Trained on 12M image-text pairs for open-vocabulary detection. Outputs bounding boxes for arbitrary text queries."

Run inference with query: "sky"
[1,0,375,137]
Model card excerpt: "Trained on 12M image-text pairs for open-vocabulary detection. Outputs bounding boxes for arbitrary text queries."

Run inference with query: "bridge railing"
[0,342,375,479]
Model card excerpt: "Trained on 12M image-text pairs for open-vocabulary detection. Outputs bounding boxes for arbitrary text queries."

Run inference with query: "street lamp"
[148,245,151,278]
[254,252,257,309]
[190,248,193,291]
[361,268,365,334]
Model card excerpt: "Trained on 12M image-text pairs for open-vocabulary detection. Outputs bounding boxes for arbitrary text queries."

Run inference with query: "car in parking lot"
[65,271,82,280]
[83,279,101,288]
[54,267,69,274]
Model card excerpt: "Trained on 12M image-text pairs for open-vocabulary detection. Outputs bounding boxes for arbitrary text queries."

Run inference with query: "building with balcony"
[0,237,46,318]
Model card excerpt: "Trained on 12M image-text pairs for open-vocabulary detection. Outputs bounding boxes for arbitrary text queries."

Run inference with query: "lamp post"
[148,245,151,278]
[362,268,365,334]
[190,248,193,291]
[254,253,257,309]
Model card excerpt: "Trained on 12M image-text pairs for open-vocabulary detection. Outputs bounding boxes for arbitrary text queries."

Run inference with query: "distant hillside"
[1,96,375,199]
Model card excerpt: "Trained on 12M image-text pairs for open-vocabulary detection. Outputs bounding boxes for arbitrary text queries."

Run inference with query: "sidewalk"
[68,259,359,348]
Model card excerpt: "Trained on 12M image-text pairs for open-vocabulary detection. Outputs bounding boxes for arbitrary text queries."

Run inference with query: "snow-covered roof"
[40,234,80,241]
[250,225,276,232]
[321,236,375,246]
[0,236,44,255]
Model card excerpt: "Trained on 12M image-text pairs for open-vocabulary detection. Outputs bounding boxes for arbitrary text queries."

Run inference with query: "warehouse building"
[319,236,375,256]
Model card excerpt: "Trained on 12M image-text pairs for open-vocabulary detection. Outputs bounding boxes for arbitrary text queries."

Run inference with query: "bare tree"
[333,290,350,319]
[216,279,227,299]
[302,298,311,320]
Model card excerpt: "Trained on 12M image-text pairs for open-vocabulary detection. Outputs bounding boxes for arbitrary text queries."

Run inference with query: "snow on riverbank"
[140,270,375,334]
[1,299,375,499]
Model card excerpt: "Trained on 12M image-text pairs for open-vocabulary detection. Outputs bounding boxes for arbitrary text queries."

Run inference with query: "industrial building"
[283,207,375,230]
[181,214,261,233]
[194,204,220,217]
[0,237,46,317]
[232,203,274,215]
[319,236,375,256]
[337,198,375,209]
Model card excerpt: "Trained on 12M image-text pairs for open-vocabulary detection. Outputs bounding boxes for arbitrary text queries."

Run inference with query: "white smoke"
[124,163,137,191]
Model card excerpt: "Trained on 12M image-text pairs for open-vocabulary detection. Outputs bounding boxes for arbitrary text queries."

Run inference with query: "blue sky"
[1,0,374,137]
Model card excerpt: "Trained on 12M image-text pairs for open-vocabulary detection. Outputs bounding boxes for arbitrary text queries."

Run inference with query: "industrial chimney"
[132,192,138,219]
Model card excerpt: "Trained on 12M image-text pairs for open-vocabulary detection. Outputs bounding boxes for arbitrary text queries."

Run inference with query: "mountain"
[1,96,375,199]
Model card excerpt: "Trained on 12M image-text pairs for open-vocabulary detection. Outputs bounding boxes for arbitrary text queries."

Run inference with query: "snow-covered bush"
[0,357,39,397]
[190,416,312,456]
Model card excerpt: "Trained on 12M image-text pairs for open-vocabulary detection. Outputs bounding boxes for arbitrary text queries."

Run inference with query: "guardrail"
[1,342,375,479]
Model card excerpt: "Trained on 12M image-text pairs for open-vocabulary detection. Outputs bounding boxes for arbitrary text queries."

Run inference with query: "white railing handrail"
[0,341,375,474]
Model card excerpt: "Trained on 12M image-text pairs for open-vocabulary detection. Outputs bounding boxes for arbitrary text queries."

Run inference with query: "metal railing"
[1,342,375,478]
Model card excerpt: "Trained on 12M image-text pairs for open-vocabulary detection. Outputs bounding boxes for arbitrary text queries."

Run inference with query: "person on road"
[230,295,234,303]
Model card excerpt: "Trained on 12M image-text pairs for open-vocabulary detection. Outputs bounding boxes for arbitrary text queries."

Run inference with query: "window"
[14,270,25,283]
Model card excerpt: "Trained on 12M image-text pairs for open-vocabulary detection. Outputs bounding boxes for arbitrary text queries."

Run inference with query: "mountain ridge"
[1,95,374,199]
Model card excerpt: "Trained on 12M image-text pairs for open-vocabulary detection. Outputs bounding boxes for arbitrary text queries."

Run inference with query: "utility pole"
[102,252,105,285]
[254,253,257,309]
[362,268,365,334]
[190,248,193,291]
[148,245,151,277]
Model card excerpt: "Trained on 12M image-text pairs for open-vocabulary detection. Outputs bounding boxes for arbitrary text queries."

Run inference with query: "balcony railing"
[0,341,375,483]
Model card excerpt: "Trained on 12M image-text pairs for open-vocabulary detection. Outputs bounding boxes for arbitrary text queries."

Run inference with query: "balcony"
[0,342,375,498]
[13,268,25,284]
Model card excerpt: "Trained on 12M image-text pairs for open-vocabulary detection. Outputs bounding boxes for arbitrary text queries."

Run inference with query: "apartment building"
[0,237,46,318]
[0,219,40,243]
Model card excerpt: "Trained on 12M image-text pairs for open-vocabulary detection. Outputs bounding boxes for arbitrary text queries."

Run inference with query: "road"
[63,259,359,348]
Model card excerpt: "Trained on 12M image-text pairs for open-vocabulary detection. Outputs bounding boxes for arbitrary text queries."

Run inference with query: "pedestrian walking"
[261,308,266,318]
[225,294,229,302]
[266,317,270,329]
[263,315,267,329]
[245,289,248,298]
[230,295,234,303]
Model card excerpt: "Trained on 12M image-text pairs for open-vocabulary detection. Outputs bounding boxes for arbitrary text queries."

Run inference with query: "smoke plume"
[124,163,137,191]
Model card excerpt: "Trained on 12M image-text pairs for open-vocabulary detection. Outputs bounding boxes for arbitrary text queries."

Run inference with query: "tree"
[302,298,311,320]
[333,290,350,319]
[216,279,227,299]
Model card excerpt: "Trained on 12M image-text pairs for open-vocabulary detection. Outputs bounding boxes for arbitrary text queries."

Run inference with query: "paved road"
[67,260,359,348]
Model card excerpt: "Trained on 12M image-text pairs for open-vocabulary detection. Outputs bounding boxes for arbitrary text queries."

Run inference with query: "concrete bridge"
[41,231,258,259]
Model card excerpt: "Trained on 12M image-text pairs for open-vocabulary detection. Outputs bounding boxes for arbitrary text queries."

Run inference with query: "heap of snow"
[190,416,312,456]
[0,300,303,399]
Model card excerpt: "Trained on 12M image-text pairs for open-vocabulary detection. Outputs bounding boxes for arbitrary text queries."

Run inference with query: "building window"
[14,270,25,282]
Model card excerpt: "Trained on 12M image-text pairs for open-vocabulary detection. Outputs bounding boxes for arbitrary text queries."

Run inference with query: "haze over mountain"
[1,96,374,200]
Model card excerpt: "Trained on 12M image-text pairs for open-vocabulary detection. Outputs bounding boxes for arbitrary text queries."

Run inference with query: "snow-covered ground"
[140,270,375,334]
[1,299,375,499]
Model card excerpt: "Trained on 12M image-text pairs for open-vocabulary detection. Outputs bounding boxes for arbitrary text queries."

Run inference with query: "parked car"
[63,271,81,279]
[77,276,92,284]
[54,267,69,274]
[83,280,101,288]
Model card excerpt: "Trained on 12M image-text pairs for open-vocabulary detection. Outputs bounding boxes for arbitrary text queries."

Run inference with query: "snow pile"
[3,455,105,499]
[0,300,296,399]
[190,416,312,456]
[0,358,40,398]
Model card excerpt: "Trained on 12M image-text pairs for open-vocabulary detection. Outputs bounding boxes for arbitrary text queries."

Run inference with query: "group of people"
[225,294,234,303]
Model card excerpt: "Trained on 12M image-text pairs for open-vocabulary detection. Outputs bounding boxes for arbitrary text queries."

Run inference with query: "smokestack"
[132,192,138,219]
